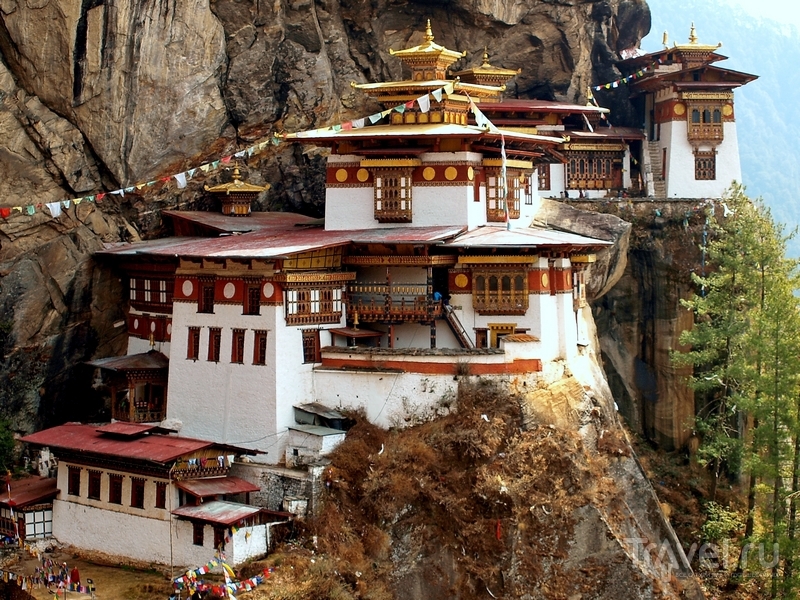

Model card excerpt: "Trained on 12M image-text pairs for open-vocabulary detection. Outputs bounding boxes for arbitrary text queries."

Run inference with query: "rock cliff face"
[0,1,651,427]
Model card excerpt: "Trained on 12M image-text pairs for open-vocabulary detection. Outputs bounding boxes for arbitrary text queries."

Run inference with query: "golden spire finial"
[425,19,434,42]
[482,46,490,66]
[662,31,669,47]
[689,22,698,44]
[232,165,242,181]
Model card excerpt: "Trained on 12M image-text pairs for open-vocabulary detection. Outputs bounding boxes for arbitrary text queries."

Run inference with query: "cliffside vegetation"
[674,185,800,598]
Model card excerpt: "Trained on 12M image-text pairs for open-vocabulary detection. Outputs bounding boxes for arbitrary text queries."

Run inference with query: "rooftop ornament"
[204,166,271,217]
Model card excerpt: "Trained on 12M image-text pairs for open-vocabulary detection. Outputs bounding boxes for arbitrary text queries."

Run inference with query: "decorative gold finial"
[662,31,669,47]
[149,333,155,349]
[482,46,490,66]
[232,165,242,181]
[689,22,698,44]
[425,19,434,43]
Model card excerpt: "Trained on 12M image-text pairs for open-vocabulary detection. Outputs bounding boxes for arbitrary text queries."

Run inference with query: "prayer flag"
[432,88,443,102]
[174,172,187,188]
[418,94,431,113]
[46,202,62,217]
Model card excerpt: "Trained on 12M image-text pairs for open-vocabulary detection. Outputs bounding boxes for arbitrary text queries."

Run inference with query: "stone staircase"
[647,141,667,197]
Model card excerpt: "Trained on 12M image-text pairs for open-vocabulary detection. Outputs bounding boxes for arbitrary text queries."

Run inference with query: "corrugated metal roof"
[0,476,58,508]
[176,476,259,498]
[294,402,347,420]
[444,226,613,249]
[21,423,257,463]
[162,210,320,234]
[95,422,171,437]
[503,334,540,343]
[484,99,610,114]
[87,351,169,371]
[98,225,465,260]
[287,123,563,145]
[288,425,347,437]
[171,500,262,525]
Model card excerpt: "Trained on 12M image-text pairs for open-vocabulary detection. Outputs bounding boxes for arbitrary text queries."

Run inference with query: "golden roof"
[672,23,722,52]
[351,79,504,97]
[388,20,466,66]
[451,48,521,83]
[204,167,270,195]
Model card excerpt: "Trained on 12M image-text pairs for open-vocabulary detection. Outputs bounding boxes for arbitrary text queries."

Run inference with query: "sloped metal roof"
[171,500,262,525]
[444,226,613,249]
[87,351,169,372]
[175,476,259,498]
[21,423,258,463]
[0,476,58,508]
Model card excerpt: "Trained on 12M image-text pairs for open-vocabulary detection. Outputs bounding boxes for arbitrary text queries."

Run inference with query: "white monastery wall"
[231,526,268,564]
[167,302,280,459]
[662,121,741,198]
[128,336,172,357]
[412,185,474,228]
[325,187,376,230]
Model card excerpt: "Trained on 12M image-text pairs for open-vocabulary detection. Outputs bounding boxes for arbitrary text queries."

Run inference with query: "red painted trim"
[320,357,542,374]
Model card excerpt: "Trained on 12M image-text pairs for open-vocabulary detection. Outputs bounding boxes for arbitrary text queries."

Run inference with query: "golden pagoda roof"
[351,79,504,97]
[204,167,270,195]
[388,20,466,66]
[671,23,722,52]
[451,48,521,81]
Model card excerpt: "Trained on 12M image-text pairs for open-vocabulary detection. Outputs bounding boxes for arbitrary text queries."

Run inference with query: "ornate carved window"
[302,330,321,364]
[198,280,215,314]
[285,287,343,325]
[688,104,723,142]
[244,283,261,315]
[566,152,616,190]
[374,169,412,223]
[253,330,268,365]
[129,278,173,311]
[694,150,716,180]
[472,269,529,315]
[538,164,551,192]
[485,168,521,221]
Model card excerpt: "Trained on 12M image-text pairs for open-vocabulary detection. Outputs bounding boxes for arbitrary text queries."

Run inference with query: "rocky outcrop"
[0,1,651,429]
[567,199,712,451]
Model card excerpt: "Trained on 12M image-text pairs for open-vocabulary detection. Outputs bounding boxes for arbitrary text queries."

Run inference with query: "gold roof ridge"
[672,22,722,52]
[204,165,271,194]
[388,19,467,63]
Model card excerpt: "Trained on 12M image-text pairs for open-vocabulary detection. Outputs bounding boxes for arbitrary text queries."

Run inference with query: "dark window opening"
[199,282,215,313]
[193,522,204,546]
[302,330,321,364]
[231,329,246,364]
[208,327,221,362]
[155,482,167,509]
[187,327,201,360]
[88,470,101,500]
[109,474,123,504]
[130,478,145,509]
[68,467,81,497]
[254,330,268,365]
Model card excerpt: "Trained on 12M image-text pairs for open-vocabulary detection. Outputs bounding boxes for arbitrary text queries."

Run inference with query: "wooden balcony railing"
[473,291,528,316]
[347,283,441,323]
[112,407,166,423]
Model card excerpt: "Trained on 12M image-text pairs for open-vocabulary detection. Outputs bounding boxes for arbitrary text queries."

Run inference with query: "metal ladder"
[444,304,474,349]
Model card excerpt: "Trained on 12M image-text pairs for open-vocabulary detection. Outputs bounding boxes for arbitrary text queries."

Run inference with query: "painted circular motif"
[181,279,193,297]
[167,324,172,335]
[133,319,139,330]
[445,166,458,181]
[454,273,469,288]
[357,168,370,182]
[150,321,156,333]
[541,272,549,288]
[335,168,348,182]
[263,282,275,299]
[722,104,733,117]
[423,167,436,181]
[673,103,686,116]
[223,282,236,299]
[467,166,474,181]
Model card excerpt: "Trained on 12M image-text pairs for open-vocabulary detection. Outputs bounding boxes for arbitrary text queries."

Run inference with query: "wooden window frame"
[694,150,716,181]
[108,474,123,505]
[537,164,551,192]
[374,168,413,223]
[485,168,521,221]
[208,327,222,362]
[68,467,81,497]
[284,287,343,325]
[214,526,226,549]
[87,470,101,500]
[253,330,268,365]
[187,327,201,360]
[566,152,617,190]
[198,281,215,314]
[130,478,146,509]
[129,278,173,311]
[231,329,246,364]
[155,481,167,509]
[193,522,204,546]
[302,330,321,364]
[244,283,261,316]
[472,269,529,315]
[687,103,724,142]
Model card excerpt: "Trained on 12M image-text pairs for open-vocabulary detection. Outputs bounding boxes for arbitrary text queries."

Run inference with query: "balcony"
[347,283,442,324]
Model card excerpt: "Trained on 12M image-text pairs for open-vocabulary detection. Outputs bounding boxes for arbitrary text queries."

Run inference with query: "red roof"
[172,500,263,526]
[97,225,465,260]
[482,99,609,115]
[21,423,258,464]
[176,476,259,498]
[0,476,58,508]
[87,351,169,372]
[162,210,320,236]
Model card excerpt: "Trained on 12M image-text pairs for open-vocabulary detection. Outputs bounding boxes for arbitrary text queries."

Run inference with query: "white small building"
[21,422,288,567]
